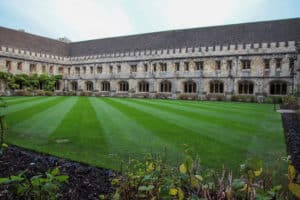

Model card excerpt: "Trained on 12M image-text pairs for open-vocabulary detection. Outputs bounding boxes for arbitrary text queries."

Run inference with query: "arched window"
[101,81,110,91]
[160,80,172,93]
[270,81,287,95]
[55,81,60,90]
[210,80,224,93]
[184,81,197,93]
[86,81,93,91]
[238,81,254,94]
[71,81,78,91]
[119,81,129,92]
[138,81,149,92]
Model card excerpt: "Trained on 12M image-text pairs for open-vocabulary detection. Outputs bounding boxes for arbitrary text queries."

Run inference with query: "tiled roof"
[0,27,69,56]
[1,18,299,57]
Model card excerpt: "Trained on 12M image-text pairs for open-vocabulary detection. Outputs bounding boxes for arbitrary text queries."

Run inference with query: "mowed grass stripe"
[47,97,110,166]
[6,97,64,126]
[10,97,78,139]
[90,97,181,162]
[2,96,40,103]
[130,98,281,138]
[3,97,61,115]
[115,98,266,150]
[127,99,284,155]
[105,98,246,167]
[5,96,44,106]
[145,98,274,116]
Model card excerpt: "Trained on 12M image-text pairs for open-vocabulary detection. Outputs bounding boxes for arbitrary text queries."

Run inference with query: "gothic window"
[144,64,148,72]
[97,66,102,74]
[289,58,295,70]
[227,60,232,70]
[102,81,110,91]
[75,67,80,75]
[68,67,71,75]
[160,80,172,92]
[175,62,180,71]
[55,81,60,90]
[30,64,36,73]
[216,60,221,70]
[117,65,121,73]
[276,58,282,70]
[17,62,23,71]
[184,62,189,71]
[42,65,46,73]
[153,63,157,72]
[184,81,196,93]
[90,66,94,74]
[71,82,78,91]
[161,63,167,71]
[130,64,137,72]
[195,61,203,71]
[241,60,251,70]
[83,67,86,74]
[264,59,270,70]
[270,81,287,95]
[58,67,64,74]
[109,65,113,73]
[210,80,224,93]
[119,81,129,91]
[138,81,149,92]
[6,60,11,71]
[238,81,254,94]
[86,81,93,91]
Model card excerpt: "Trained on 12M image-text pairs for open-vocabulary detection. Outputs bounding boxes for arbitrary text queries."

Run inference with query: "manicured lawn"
[1,96,285,171]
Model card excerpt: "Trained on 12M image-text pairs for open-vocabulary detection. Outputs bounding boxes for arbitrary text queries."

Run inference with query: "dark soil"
[0,145,115,199]
[281,111,300,179]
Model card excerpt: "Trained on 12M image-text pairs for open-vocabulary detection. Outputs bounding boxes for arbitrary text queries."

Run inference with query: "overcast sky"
[0,0,299,42]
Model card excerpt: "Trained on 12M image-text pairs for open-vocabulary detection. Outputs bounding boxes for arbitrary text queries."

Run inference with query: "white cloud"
[1,0,297,41]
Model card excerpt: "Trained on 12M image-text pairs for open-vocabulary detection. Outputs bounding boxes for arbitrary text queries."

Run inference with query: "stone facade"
[0,19,300,99]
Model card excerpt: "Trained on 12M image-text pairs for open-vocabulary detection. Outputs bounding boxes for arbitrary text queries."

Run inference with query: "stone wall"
[0,40,299,98]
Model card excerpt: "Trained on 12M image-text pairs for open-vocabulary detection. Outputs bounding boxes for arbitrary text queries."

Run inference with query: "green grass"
[1,96,285,171]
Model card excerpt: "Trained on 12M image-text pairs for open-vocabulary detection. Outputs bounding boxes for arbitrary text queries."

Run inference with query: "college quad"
[0,18,300,99]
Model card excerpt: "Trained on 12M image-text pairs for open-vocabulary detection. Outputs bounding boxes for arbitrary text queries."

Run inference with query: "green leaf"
[51,167,60,176]
[56,175,69,183]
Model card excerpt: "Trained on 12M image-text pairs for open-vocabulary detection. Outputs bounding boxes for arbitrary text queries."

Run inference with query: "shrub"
[282,96,299,109]
[132,93,150,98]
[36,90,45,96]
[0,167,68,199]
[95,91,110,97]
[155,93,172,99]
[45,91,53,96]
[107,152,292,200]
[113,93,129,98]
[14,90,28,96]
[206,94,226,101]
[64,91,77,96]
[178,94,198,100]
[231,95,255,102]
[270,96,283,104]
[79,91,93,96]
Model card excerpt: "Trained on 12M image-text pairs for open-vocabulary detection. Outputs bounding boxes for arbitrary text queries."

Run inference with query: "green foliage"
[0,167,68,200]
[0,73,62,92]
[206,94,226,101]
[231,95,256,102]
[109,152,289,200]
[282,95,299,109]
[45,91,53,96]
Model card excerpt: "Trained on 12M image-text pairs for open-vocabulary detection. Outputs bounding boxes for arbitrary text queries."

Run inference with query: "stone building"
[0,18,300,99]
